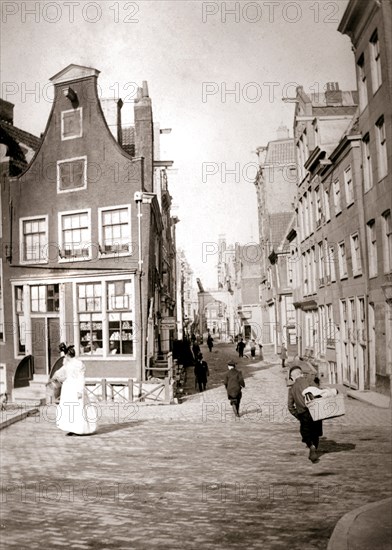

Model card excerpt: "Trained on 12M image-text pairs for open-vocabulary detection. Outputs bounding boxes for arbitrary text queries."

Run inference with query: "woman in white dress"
[53,343,97,436]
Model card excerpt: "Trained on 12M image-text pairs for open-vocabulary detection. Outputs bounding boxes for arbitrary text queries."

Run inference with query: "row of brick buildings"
[254,0,391,396]
[0,64,179,399]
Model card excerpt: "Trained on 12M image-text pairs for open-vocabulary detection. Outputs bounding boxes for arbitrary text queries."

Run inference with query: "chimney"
[134,80,154,192]
[325,82,343,105]
[0,99,14,124]
[277,124,289,140]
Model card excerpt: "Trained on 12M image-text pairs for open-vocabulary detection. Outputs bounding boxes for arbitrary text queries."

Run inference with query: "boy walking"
[287,366,323,463]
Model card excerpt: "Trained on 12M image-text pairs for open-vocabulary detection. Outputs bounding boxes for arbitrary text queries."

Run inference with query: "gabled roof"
[50,64,100,85]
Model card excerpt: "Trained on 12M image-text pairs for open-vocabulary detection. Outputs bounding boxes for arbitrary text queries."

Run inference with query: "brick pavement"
[1,343,391,550]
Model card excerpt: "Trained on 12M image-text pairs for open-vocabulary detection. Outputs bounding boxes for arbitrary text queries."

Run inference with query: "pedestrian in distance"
[250,339,256,360]
[52,343,97,436]
[281,342,288,368]
[287,366,322,463]
[223,360,245,418]
[236,338,246,358]
[194,353,209,392]
[207,333,214,352]
[192,340,201,361]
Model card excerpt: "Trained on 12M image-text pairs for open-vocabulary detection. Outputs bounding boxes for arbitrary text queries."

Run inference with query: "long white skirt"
[56,379,97,435]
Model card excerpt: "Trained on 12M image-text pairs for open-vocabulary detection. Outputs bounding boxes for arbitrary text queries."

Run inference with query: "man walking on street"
[236,338,246,358]
[223,361,245,418]
[287,366,323,463]
[194,353,209,392]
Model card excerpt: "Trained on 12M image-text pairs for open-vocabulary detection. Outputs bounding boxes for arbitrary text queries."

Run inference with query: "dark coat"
[194,360,209,383]
[288,376,311,416]
[223,368,245,398]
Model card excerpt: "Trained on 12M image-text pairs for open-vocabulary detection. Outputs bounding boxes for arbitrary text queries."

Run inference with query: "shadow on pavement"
[95,420,147,435]
[317,438,356,456]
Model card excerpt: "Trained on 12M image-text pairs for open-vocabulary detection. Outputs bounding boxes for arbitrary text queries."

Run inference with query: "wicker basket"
[306,393,345,421]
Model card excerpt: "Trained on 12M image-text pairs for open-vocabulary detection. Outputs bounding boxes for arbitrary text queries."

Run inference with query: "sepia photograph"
[0,0,391,548]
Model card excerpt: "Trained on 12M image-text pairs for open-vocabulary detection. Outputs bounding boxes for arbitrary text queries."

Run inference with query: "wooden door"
[31,318,46,374]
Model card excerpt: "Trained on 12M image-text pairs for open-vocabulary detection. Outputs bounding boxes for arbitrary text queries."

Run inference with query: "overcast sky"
[1,0,357,287]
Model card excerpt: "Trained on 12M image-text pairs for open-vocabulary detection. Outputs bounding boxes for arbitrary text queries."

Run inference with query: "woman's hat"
[227,360,236,367]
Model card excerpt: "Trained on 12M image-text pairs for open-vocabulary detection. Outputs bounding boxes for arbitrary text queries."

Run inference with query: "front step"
[12,374,49,405]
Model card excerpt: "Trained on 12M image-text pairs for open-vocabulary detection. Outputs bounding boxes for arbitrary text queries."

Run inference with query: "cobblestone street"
[1,343,391,550]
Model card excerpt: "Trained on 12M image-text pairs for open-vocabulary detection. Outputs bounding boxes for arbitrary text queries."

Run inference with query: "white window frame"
[58,208,92,263]
[369,29,382,94]
[324,186,331,222]
[367,219,378,278]
[338,241,348,279]
[376,116,388,181]
[357,54,368,112]
[98,204,132,257]
[382,210,392,274]
[362,134,373,192]
[333,179,341,215]
[61,107,83,141]
[350,232,362,277]
[57,156,87,194]
[344,165,354,207]
[318,241,325,284]
[19,215,48,265]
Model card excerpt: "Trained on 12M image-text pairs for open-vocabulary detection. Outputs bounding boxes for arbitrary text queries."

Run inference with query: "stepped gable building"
[1,64,178,400]
[339,0,392,394]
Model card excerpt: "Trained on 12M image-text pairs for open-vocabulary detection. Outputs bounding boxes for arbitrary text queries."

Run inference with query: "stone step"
[13,396,46,406]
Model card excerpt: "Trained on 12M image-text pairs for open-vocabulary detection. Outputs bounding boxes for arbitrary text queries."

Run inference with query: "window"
[99,206,131,255]
[78,280,134,356]
[370,29,382,94]
[57,157,87,192]
[382,210,391,273]
[318,242,325,284]
[310,247,315,293]
[108,281,133,355]
[328,244,336,282]
[376,116,388,180]
[61,108,82,140]
[333,179,341,214]
[338,241,348,279]
[324,187,331,222]
[303,193,309,237]
[315,187,322,225]
[309,191,314,234]
[344,165,354,206]
[298,199,304,241]
[358,297,366,342]
[20,216,48,263]
[302,253,308,295]
[350,233,362,276]
[362,134,373,192]
[79,283,103,354]
[367,219,377,277]
[59,210,90,260]
[326,304,335,347]
[31,285,59,313]
[357,54,368,111]
[14,286,25,355]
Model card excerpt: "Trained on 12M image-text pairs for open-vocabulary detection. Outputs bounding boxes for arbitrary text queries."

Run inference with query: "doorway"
[31,317,60,375]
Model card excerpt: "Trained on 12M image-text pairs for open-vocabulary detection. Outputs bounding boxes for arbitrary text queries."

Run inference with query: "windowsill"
[340,275,348,281]
[353,271,363,278]
[372,84,382,98]
[364,185,374,194]
[369,274,378,279]
[378,173,388,183]
[61,134,83,141]
[20,260,48,265]
[58,256,91,263]
[326,218,331,223]
[335,210,342,217]
[347,201,354,208]
[99,252,132,259]
[57,185,87,194]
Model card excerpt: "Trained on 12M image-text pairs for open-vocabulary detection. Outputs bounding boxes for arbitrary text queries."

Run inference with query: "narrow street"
[1,342,391,550]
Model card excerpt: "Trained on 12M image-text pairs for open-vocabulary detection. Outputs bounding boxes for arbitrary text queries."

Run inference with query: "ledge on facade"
[346,390,390,409]
[293,298,318,311]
